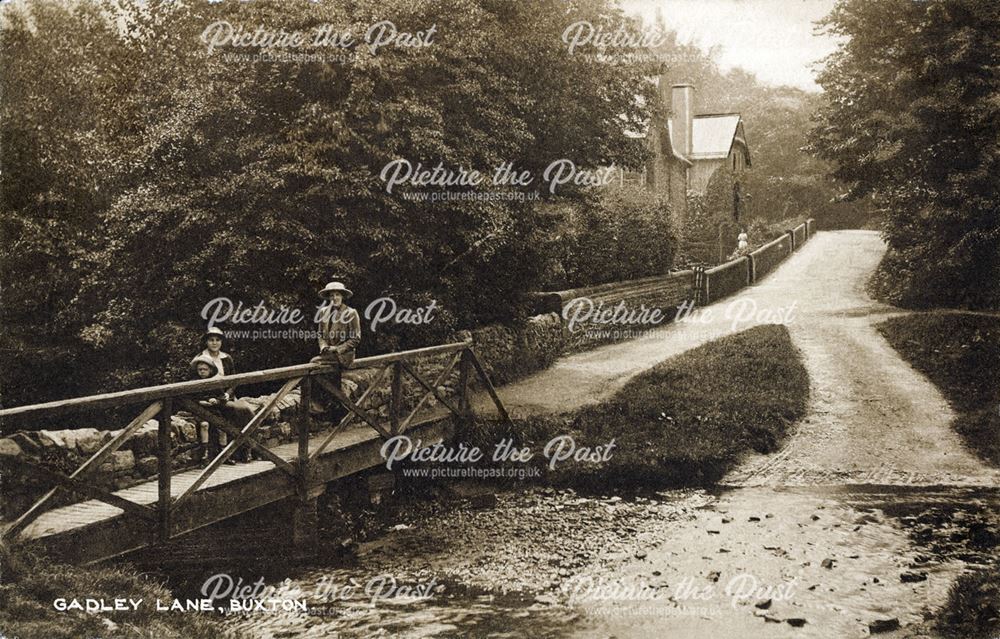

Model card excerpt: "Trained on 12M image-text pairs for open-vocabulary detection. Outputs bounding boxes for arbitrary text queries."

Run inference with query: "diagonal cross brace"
[309,364,393,461]
[2,401,163,541]
[173,377,302,508]
[178,399,297,477]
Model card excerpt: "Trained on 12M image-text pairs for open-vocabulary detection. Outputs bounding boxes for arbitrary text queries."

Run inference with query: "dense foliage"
[812,0,1000,309]
[0,0,655,406]
[540,186,677,289]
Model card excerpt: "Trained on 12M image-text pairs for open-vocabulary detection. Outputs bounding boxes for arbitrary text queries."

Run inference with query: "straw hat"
[189,353,219,376]
[200,326,226,347]
[318,281,353,299]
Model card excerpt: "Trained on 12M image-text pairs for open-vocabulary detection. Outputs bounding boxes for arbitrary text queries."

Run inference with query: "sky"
[620,0,842,91]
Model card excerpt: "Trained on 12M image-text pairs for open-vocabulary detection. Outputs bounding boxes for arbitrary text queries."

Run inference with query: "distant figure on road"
[310,281,362,421]
[737,227,749,251]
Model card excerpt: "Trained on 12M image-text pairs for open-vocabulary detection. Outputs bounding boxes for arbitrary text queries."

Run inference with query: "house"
[619,80,752,237]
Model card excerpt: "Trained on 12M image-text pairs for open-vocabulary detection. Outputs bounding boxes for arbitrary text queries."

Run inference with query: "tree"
[1,0,654,407]
[811,0,1000,309]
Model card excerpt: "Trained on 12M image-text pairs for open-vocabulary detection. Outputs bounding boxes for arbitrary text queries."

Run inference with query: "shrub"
[541,186,677,290]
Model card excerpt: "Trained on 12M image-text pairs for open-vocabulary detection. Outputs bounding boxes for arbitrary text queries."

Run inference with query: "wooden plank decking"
[15,410,457,563]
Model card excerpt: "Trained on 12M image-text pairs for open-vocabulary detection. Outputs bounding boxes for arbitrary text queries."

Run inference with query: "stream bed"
[159,482,1000,638]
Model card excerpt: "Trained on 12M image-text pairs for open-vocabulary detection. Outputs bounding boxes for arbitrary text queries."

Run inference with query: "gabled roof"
[690,114,744,160]
[668,113,752,165]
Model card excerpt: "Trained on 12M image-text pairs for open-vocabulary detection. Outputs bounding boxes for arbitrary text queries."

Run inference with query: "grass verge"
[936,566,1000,639]
[464,324,809,490]
[877,311,1000,639]
[877,311,1000,466]
[0,541,232,639]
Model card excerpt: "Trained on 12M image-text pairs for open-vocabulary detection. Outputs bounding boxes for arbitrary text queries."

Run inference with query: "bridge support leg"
[291,486,323,553]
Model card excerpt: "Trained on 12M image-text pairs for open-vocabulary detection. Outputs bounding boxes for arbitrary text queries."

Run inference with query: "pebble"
[900,571,927,583]
[868,618,900,633]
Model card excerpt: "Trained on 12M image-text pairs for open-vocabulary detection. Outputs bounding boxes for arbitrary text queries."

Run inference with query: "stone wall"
[705,257,751,303]
[534,271,695,352]
[792,223,806,247]
[751,233,792,281]
[467,313,565,386]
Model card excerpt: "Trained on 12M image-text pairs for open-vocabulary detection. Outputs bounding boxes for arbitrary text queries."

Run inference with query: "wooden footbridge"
[0,340,511,564]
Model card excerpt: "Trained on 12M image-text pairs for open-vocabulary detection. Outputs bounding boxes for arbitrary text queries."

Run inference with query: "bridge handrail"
[0,340,472,421]
[1,337,515,548]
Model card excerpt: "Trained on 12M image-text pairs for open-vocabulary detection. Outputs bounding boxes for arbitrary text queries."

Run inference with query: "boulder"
[61,428,101,454]
[77,430,105,455]
[102,450,135,473]
[0,437,23,457]
[9,432,40,454]
[868,618,900,634]
[178,421,197,442]
[129,427,159,456]
[36,430,63,448]
[114,476,137,490]
[137,456,158,476]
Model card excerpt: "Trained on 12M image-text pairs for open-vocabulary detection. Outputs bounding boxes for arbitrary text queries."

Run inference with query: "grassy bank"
[877,311,1000,639]
[0,541,230,639]
[877,311,1000,466]
[936,566,1000,639]
[465,324,809,490]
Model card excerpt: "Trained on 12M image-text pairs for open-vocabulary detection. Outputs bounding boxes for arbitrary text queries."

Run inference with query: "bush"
[541,186,677,290]
[936,566,1000,639]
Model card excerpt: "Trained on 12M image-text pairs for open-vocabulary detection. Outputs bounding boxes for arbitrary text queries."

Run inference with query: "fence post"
[458,349,473,423]
[693,267,704,306]
[390,361,403,435]
[298,377,311,484]
[157,398,173,543]
[292,377,319,554]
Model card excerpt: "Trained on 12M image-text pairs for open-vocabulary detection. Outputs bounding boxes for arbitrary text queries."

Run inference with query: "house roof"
[691,114,743,159]
[668,113,751,165]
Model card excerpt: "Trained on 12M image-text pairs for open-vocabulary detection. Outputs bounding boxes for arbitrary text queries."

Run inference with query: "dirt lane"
[498,229,999,487]
[558,230,1000,638]
[232,231,1000,639]
[496,230,893,415]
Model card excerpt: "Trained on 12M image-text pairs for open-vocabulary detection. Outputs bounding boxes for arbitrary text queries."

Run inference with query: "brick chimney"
[671,84,694,158]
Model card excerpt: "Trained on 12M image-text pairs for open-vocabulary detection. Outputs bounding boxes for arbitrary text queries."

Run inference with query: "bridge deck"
[19,410,456,563]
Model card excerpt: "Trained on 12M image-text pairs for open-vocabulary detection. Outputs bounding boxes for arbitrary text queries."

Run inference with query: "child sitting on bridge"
[189,354,240,466]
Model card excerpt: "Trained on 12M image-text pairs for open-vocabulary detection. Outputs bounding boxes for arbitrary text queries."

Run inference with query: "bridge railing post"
[389,361,403,435]
[458,349,473,423]
[297,377,312,488]
[157,398,173,543]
